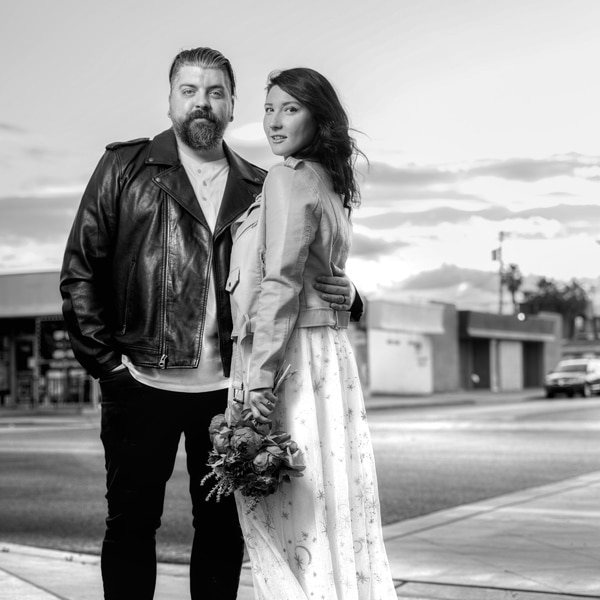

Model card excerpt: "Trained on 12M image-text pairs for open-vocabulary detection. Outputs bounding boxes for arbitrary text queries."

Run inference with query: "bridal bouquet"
[202,365,304,511]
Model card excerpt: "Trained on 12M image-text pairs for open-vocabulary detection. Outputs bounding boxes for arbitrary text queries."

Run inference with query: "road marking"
[369,421,600,431]
[477,506,600,519]
[0,424,98,434]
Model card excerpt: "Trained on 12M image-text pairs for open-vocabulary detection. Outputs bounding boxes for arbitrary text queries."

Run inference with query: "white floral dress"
[227,158,396,599]
[235,325,397,599]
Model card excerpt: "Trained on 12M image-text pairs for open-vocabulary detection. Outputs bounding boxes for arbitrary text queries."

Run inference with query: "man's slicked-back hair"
[169,47,236,97]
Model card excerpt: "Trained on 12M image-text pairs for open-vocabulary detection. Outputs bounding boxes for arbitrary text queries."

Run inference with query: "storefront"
[365,300,454,395]
[0,272,565,404]
[0,272,97,407]
[459,310,562,391]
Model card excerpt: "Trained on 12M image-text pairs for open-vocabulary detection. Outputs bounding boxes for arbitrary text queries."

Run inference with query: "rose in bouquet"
[202,409,305,511]
[202,365,304,511]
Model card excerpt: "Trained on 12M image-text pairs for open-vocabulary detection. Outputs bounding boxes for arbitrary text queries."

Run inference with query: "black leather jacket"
[60,129,266,379]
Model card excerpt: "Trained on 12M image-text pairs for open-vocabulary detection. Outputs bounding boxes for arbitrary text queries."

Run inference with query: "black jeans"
[99,369,243,600]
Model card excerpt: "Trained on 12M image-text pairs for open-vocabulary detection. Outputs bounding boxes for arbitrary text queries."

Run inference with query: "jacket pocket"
[120,260,136,334]
[233,216,258,242]
[225,267,240,294]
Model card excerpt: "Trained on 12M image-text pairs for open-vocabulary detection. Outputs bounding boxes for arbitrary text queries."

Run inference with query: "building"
[458,310,562,391]
[0,271,96,407]
[360,300,562,395]
[0,272,564,407]
[363,300,459,395]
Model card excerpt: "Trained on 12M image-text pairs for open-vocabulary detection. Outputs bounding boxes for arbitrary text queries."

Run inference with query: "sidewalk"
[1,469,599,599]
[0,387,547,418]
[365,388,546,411]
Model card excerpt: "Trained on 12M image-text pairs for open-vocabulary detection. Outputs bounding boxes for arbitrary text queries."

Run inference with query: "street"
[370,396,600,523]
[1,395,600,563]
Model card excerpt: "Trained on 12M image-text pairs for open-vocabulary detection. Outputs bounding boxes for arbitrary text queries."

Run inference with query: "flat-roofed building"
[0,272,563,407]
[0,271,96,406]
[459,310,562,392]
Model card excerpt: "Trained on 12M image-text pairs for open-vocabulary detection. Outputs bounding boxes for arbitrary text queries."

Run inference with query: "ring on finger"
[341,294,347,305]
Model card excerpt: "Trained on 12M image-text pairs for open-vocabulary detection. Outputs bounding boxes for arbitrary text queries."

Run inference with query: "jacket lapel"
[146,129,210,229]
[154,164,210,229]
[214,143,265,239]
[146,130,264,234]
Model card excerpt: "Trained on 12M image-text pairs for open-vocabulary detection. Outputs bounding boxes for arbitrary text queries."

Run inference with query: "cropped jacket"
[226,157,361,391]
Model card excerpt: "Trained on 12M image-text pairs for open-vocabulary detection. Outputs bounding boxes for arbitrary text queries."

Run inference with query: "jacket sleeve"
[59,150,123,378]
[247,164,321,390]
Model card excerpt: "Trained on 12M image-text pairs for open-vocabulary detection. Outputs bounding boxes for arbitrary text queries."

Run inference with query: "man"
[60,47,361,600]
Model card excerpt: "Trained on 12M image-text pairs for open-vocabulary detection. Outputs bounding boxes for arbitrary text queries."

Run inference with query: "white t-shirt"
[123,143,230,393]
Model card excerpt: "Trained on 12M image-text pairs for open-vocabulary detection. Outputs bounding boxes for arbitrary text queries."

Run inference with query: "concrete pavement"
[389,471,600,599]
[2,390,599,599]
[1,469,599,599]
[364,388,547,410]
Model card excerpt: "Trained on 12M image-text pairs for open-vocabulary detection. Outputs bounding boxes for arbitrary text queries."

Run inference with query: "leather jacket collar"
[146,129,263,237]
[144,128,262,182]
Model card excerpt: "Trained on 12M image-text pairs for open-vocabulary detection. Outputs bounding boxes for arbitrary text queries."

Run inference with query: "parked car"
[544,358,600,398]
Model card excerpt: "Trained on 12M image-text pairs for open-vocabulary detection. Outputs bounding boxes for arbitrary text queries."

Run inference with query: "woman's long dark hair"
[266,68,365,211]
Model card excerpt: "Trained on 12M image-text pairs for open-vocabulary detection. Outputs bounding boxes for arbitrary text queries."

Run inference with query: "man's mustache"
[188,109,218,124]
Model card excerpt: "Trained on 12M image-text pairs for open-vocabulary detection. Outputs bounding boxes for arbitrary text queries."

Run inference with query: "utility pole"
[491,231,506,393]
[492,231,505,314]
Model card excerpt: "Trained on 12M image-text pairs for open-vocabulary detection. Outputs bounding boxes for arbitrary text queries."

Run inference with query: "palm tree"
[501,263,523,313]
[521,277,590,338]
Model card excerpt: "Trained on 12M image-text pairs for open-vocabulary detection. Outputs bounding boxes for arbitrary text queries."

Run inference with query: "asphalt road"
[1,396,599,563]
[369,397,600,523]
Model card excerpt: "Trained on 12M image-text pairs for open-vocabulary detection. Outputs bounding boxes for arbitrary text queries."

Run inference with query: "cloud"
[517,203,600,222]
[356,202,600,236]
[361,185,487,206]
[347,154,600,233]
[355,204,508,229]
[366,263,502,311]
[351,231,408,259]
[0,194,79,243]
[468,156,587,182]
[395,264,498,292]
[0,123,26,133]
[358,154,600,204]
[23,147,56,159]
[372,262,600,313]
[364,161,457,186]
[1,146,598,288]
[495,205,600,240]
[0,240,65,273]
[0,193,84,272]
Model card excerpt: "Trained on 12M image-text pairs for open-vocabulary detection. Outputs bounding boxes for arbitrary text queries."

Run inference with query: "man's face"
[169,65,234,151]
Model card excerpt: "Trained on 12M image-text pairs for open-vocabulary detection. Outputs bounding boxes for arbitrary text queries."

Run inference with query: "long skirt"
[235,326,397,600]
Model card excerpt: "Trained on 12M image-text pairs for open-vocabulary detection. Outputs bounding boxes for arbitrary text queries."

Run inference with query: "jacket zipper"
[120,260,136,335]
[159,199,169,368]
[196,243,212,365]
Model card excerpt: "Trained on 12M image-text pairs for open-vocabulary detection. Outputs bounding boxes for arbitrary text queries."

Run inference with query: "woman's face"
[263,85,317,158]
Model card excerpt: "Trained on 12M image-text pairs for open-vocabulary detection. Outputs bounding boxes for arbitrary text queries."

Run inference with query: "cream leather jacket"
[226,156,352,392]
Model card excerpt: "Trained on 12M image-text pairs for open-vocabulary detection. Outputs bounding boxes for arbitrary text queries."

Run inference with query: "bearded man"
[60,47,359,600]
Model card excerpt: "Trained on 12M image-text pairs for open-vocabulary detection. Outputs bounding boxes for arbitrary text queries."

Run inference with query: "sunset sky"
[1,0,599,311]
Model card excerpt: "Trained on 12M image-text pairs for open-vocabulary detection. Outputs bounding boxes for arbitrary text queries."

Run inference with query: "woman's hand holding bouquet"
[203,364,304,511]
[248,388,277,424]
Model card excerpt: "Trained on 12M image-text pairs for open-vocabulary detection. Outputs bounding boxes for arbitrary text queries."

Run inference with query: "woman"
[226,68,396,599]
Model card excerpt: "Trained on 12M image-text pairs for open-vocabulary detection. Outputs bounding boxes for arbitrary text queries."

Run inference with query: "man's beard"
[173,109,227,151]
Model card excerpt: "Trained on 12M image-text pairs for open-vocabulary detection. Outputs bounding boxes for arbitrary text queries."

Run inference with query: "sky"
[1,0,600,312]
